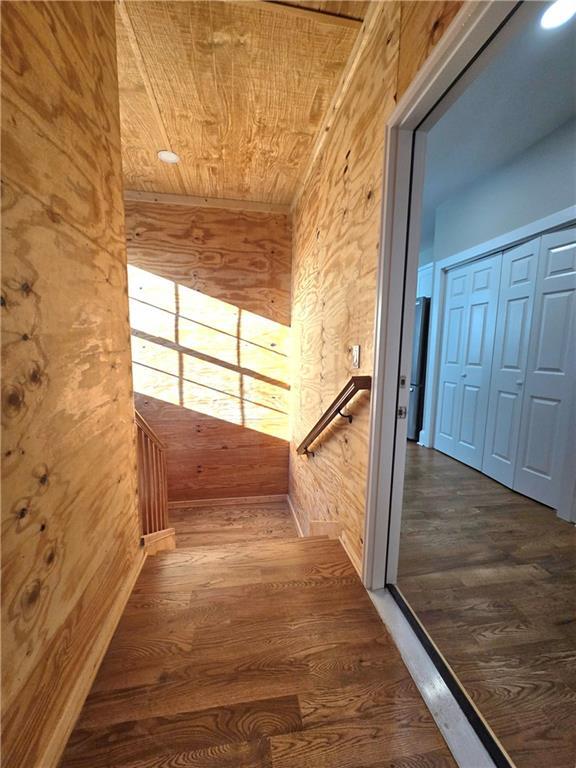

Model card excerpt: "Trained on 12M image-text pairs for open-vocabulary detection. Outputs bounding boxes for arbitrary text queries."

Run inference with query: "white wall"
[432,119,576,262]
[417,263,433,298]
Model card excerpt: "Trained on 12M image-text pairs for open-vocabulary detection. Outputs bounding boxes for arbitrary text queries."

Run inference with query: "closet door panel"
[435,266,468,448]
[435,254,501,469]
[514,227,576,509]
[482,240,538,486]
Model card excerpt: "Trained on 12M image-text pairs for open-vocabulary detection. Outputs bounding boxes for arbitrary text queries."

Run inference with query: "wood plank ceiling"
[115,1,369,206]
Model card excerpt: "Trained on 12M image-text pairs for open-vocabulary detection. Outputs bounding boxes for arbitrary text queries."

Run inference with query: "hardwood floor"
[61,513,455,767]
[398,443,576,768]
[170,498,298,547]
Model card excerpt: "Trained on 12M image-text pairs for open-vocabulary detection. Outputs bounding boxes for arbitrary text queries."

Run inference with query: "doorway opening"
[366,3,576,767]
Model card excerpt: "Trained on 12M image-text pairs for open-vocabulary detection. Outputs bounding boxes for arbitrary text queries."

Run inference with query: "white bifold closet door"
[513,227,576,509]
[482,239,539,486]
[435,254,501,469]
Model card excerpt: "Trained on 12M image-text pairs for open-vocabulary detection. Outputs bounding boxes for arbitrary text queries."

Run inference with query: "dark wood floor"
[170,498,298,548]
[398,443,576,768]
[61,500,454,767]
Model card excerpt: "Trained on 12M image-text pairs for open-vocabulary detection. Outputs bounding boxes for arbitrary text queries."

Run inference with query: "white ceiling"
[420,2,576,252]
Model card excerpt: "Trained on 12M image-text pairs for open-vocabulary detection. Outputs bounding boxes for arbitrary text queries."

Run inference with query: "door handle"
[461,373,467,378]
[516,380,524,386]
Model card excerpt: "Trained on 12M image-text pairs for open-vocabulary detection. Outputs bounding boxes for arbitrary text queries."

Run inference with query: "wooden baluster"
[135,410,172,550]
[145,436,153,534]
[136,427,144,534]
[152,444,159,533]
[162,449,168,529]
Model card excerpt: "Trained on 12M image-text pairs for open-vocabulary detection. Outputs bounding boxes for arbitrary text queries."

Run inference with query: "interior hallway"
[61,502,455,767]
[398,443,576,768]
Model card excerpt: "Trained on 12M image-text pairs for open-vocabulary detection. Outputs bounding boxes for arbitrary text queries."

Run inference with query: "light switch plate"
[351,344,361,369]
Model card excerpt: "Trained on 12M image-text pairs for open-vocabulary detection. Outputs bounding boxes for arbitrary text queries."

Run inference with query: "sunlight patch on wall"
[127,265,290,440]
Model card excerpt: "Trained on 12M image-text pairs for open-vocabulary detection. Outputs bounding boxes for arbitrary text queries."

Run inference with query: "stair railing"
[297,375,372,457]
[135,409,175,553]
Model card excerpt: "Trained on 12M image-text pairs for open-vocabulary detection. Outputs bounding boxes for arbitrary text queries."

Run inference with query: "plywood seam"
[258,0,362,27]
[291,0,386,209]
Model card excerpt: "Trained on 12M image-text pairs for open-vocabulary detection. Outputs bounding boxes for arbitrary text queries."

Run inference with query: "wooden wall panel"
[116,1,361,204]
[1,3,141,766]
[125,201,292,500]
[289,2,461,572]
[397,1,463,99]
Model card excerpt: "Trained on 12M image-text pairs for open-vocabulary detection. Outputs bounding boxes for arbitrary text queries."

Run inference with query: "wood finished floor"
[398,443,576,768]
[61,500,455,768]
[170,498,298,548]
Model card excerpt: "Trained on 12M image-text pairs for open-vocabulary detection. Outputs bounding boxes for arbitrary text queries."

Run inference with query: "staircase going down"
[60,498,455,768]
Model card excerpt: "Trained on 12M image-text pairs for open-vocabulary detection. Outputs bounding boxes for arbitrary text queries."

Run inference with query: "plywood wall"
[1,3,142,766]
[397,1,462,99]
[125,200,292,501]
[289,1,461,573]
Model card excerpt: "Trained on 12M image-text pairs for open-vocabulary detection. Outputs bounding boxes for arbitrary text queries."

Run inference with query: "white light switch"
[351,344,361,369]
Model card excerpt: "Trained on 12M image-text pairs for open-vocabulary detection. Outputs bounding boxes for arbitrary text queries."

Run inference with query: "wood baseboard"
[309,519,342,538]
[169,494,288,510]
[339,532,363,578]
[45,549,146,768]
[286,494,305,537]
[141,528,176,555]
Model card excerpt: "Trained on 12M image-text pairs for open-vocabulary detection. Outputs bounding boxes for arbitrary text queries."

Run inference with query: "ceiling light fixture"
[540,0,576,28]
[157,149,180,164]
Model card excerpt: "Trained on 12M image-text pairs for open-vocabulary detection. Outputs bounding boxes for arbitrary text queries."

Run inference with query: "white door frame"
[361,0,540,590]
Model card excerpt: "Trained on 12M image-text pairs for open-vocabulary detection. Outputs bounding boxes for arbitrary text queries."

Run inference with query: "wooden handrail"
[297,375,371,456]
[135,409,166,449]
[135,409,170,542]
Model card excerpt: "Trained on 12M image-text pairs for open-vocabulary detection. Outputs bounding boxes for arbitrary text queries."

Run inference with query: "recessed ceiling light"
[157,149,180,164]
[541,0,576,29]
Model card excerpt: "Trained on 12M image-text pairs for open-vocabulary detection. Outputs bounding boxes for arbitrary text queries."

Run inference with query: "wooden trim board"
[43,550,146,768]
[168,494,289,510]
[286,494,305,537]
[309,519,342,538]
[141,528,176,555]
[123,189,291,214]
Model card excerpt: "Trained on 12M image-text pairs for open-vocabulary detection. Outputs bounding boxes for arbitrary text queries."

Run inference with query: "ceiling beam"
[124,189,291,215]
[290,1,385,209]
